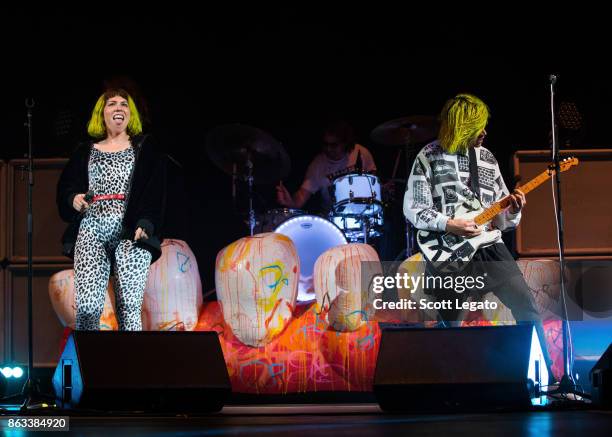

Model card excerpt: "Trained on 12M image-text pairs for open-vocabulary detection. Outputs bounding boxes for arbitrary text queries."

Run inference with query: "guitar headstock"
[548,156,579,174]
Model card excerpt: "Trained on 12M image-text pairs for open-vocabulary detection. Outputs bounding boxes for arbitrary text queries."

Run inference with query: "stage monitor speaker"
[374,325,550,412]
[53,331,231,413]
[590,343,612,408]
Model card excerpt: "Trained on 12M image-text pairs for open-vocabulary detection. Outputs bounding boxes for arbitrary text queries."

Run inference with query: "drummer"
[276,120,377,212]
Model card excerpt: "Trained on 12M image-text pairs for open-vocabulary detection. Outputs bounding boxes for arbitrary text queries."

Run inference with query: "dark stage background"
[2,8,610,293]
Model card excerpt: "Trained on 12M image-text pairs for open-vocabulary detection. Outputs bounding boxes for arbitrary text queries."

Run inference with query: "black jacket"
[56,134,167,263]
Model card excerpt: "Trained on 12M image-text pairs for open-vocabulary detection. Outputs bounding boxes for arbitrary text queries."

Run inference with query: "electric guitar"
[417,157,579,271]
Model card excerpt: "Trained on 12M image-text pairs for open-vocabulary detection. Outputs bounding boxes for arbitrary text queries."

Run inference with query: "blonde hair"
[86,88,143,138]
[438,93,489,154]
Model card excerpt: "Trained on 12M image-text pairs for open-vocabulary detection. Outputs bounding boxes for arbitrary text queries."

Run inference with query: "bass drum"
[274,215,347,302]
[256,208,305,233]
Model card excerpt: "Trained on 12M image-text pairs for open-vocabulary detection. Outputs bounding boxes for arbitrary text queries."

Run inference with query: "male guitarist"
[403,93,553,371]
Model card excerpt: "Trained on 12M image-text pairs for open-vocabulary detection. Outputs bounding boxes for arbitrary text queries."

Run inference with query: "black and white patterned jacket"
[403,141,520,232]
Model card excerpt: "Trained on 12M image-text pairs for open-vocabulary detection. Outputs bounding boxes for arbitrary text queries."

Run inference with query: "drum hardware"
[245,153,256,236]
[362,214,370,244]
[370,115,438,255]
[329,212,383,244]
[206,123,291,236]
[255,208,305,233]
[327,165,366,182]
[328,169,385,244]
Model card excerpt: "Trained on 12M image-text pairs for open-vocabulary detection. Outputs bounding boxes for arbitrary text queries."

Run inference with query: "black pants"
[425,243,553,374]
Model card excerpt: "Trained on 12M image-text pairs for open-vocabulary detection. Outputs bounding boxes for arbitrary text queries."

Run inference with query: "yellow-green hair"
[438,93,490,154]
[86,88,143,138]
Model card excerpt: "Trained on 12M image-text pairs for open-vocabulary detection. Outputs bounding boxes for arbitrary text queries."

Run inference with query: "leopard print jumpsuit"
[74,146,152,330]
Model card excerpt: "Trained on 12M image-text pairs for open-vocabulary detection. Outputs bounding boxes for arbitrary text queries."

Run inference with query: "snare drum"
[274,215,347,302]
[331,173,382,215]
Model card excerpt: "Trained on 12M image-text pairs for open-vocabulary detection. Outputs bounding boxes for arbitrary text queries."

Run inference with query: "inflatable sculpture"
[314,243,381,332]
[142,239,203,331]
[48,269,118,330]
[215,233,299,346]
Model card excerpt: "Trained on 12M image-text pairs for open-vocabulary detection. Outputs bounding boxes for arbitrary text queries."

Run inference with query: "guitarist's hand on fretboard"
[508,188,526,214]
[445,218,483,237]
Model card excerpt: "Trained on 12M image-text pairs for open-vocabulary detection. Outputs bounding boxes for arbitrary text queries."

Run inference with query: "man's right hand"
[445,218,482,237]
[72,193,90,212]
[276,182,295,208]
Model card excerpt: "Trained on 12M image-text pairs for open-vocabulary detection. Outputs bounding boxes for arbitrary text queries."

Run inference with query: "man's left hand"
[509,188,526,214]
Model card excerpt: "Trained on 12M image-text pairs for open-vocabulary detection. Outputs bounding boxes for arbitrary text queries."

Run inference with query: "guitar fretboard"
[474,169,553,226]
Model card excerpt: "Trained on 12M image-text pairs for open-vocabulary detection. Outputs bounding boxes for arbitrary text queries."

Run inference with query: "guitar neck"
[474,169,552,226]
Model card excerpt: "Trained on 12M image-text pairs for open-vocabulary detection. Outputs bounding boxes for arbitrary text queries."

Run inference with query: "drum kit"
[206,118,438,301]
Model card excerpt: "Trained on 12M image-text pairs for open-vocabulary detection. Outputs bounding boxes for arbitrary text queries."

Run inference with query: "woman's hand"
[134,227,149,241]
[72,193,89,212]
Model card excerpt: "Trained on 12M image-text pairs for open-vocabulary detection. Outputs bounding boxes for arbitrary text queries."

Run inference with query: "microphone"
[549,74,558,85]
[79,191,94,215]
[355,149,363,173]
[84,190,94,203]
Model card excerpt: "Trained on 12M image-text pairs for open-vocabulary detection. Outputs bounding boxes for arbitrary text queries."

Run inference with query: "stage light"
[12,367,24,378]
[0,366,25,379]
[528,327,550,406]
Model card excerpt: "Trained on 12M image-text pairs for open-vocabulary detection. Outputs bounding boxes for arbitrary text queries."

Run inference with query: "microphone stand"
[545,75,589,402]
[17,98,49,411]
[403,133,417,257]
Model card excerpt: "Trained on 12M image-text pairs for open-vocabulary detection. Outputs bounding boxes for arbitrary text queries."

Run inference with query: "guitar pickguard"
[416,203,500,271]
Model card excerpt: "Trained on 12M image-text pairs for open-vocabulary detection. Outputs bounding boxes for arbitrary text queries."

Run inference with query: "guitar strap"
[468,146,481,200]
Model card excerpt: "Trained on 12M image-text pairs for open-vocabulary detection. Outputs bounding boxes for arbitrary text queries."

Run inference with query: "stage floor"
[2,405,612,436]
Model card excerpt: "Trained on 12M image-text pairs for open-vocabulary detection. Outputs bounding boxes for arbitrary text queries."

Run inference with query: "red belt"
[91,194,126,203]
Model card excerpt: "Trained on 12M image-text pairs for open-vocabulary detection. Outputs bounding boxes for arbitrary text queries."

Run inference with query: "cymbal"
[206,124,291,184]
[370,115,439,146]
